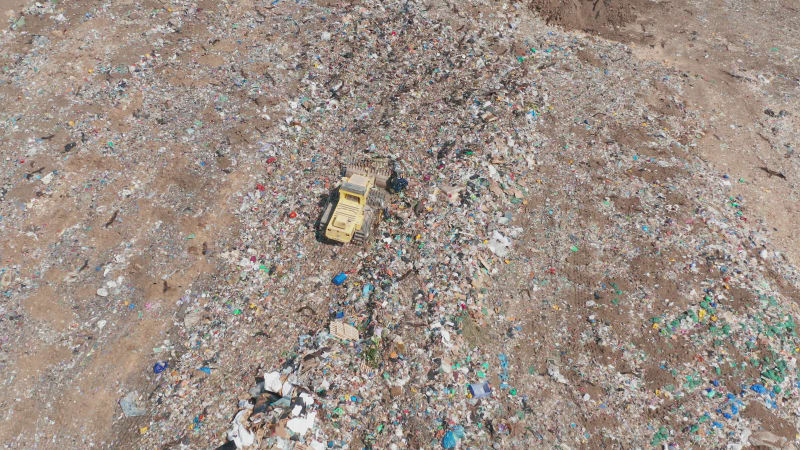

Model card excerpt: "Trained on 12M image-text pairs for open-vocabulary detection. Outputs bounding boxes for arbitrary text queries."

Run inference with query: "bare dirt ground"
[529,0,799,265]
[537,0,800,266]
[0,0,798,448]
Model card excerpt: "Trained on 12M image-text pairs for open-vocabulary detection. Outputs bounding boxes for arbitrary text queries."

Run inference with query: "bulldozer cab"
[340,174,371,203]
[324,174,373,243]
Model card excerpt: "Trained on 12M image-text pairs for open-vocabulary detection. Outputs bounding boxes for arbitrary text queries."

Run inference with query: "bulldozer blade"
[344,157,393,190]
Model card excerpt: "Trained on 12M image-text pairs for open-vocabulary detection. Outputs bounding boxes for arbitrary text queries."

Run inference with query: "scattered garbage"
[3,0,799,448]
[389,177,409,194]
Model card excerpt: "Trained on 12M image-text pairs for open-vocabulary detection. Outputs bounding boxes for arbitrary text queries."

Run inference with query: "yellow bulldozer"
[320,158,390,245]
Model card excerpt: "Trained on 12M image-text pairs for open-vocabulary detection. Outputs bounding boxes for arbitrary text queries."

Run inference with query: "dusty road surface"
[1,0,798,448]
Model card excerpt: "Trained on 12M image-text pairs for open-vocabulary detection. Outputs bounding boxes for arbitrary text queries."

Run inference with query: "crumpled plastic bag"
[487,230,512,257]
[227,409,255,448]
[262,371,293,396]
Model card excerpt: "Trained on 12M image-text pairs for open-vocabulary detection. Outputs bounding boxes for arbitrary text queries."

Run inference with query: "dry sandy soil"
[0,0,798,448]
[534,0,800,265]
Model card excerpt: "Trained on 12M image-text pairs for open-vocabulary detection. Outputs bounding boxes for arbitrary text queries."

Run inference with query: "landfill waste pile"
[1,0,799,448]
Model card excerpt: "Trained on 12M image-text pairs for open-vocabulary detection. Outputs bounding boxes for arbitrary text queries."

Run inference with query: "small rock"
[96,288,109,297]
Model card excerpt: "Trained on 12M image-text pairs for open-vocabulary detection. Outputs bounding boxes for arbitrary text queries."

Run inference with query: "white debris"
[263,371,283,394]
[329,321,359,340]
[487,230,512,257]
[286,411,316,435]
[227,409,255,449]
[547,362,569,384]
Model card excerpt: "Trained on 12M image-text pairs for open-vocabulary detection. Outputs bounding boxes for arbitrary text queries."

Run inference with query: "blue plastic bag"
[332,272,347,285]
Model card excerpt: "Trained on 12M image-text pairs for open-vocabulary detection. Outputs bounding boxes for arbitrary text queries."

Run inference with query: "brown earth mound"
[528,0,639,33]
